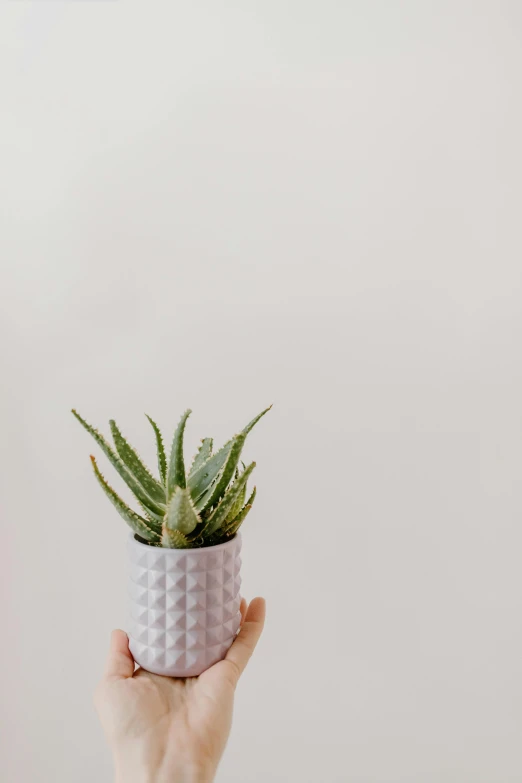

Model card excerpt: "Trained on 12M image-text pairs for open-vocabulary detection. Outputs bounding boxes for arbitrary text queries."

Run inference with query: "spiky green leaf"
[225,469,247,522]
[72,410,166,518]
[227,486,256,533]
[90,456,161,542]
[163,487,201,536]
[208,487,257,546]
[136,500,163,531]
[145,415,167,485]
[189,438,213,476]
[166,409,191,496]
[242,405,272,435]
[161,528,191,549]
[194,432,246,513]
[188,440,233,504]
[187,406,270,504]
[110,419,166,504]
[203,462,256,537]
[135,533,158,546]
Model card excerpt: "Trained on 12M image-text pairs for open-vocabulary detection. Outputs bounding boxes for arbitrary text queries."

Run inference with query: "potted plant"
[72,406,270,677]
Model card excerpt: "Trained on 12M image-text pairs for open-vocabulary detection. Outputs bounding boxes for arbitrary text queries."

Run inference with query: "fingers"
[104,629,135,681]
[224,597,266,686]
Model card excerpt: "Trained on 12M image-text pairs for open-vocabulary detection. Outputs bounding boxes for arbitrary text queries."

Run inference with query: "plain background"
[1,2,521,782]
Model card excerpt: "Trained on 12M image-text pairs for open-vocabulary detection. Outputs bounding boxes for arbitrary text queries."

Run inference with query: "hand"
[94,597,266,783]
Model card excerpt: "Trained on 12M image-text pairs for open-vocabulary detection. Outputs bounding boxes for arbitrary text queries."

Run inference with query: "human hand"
[94,597,266,783]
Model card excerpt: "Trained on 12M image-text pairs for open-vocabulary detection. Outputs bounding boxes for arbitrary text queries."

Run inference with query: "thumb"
[104,629,135,681]
[223,597,266,685]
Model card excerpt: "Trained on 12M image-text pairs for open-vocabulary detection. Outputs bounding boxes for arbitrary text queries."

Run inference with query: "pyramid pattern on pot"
[128,534,242,677]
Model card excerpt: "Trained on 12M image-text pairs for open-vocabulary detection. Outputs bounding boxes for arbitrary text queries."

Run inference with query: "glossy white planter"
[128,533,242,678]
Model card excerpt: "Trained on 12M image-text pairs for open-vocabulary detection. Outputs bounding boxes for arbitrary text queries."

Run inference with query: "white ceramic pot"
[128,533,242,677]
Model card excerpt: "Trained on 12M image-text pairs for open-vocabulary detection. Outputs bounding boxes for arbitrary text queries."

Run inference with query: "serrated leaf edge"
[90,456,161,542]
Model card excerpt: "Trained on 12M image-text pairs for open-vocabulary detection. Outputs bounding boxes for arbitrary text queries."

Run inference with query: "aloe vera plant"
[72,406,270,548]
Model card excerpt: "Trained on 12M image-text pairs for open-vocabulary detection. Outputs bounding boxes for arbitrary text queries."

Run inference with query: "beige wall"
[1,2,522,781]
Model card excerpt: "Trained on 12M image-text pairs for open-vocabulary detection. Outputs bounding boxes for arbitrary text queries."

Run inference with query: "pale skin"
[94,597,266,783]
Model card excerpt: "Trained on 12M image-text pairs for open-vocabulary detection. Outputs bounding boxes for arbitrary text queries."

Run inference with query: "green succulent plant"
[72,406,270,548]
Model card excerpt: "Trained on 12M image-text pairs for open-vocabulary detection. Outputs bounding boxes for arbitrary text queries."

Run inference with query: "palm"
[95,598,265,782]
[105,665,234,761]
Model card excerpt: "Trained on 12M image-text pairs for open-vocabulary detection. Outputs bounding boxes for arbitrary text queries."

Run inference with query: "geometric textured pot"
[127,533,242,678]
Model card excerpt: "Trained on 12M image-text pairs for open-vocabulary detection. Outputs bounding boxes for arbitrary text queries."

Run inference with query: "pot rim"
[128,531,241,554]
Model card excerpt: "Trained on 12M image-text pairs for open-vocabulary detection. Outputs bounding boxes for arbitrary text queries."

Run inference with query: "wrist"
[113,749,214,783]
